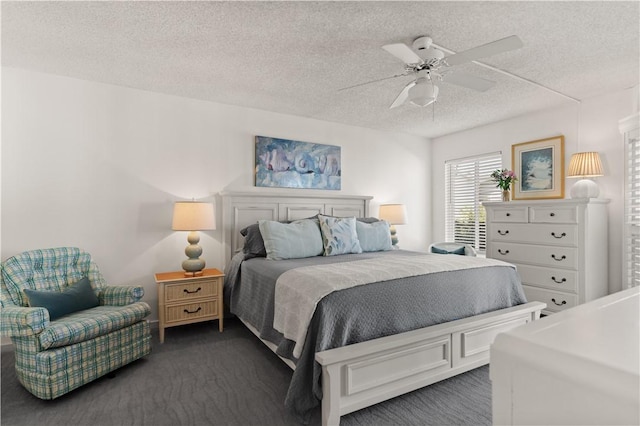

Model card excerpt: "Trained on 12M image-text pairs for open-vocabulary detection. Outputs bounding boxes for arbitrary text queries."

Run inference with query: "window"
[623,116,640,288]
[445,152,502,253]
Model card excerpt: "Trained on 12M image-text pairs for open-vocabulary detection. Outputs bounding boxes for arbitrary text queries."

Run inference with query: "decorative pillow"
[24,277,99,320]
[318,215,363,256]
[357,217,380,224]
[240,223,267,259]
[258,219,324,260]
[356,220,392,252]
[431,245,466,255]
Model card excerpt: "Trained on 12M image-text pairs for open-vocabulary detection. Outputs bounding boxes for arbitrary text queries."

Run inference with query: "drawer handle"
[550,212,556,217]
[183,287,202,294]
[550,232,566,239]
[551,298,567,306]
[505,213,511,217]
[551,254,567,261]
[184,307,202,314]
[498,249,510,255]
[498,230,510,235]
[551,276,567,284]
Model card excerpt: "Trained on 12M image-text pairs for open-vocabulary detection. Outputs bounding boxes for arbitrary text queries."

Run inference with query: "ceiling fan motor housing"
[412,36,433,51]
[412,36,445,64]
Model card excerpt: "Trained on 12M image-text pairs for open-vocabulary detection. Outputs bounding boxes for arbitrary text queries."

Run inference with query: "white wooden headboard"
[221,191,372,266]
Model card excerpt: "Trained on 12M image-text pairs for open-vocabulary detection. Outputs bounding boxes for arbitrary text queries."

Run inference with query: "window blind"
[625,125,640,288]
[445,152,502,252]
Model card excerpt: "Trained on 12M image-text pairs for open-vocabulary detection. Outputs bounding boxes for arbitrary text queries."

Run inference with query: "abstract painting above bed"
[255,136,341,190]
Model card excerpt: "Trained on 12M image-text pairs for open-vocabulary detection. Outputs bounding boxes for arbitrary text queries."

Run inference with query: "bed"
[221,192,545,425]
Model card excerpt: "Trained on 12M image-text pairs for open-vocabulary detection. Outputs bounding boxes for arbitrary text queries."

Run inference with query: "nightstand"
[154,268,224,343]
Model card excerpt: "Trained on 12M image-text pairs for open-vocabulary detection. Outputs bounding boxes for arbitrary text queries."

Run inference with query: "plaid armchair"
[0,247,151,399]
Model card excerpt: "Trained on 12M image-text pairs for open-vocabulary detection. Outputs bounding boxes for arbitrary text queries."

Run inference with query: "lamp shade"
[408,80,439,107]
[172,202,216,231]
[567,152,604,178]
[378,204,408,225]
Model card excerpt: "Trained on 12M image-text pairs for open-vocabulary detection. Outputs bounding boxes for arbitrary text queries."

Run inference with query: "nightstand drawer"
[522,286,577,313]
[165,300,218,323]
[165,278,219,302]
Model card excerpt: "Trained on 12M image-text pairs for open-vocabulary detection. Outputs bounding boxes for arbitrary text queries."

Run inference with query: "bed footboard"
[315,301,545,426]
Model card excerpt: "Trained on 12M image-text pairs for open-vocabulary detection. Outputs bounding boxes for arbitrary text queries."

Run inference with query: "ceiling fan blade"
[444,35,523,67]
[442,72,496,92]
[338,73,408,92]
[382,43,421,64]
[389,81,416,109]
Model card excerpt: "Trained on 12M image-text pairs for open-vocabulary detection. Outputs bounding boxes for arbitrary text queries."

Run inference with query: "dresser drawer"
[517,264,578,293]
[486,206,528,223]
[489,242,577,269]
[522,285,577,313]
[164,278,219,302]
[489,223,578,246]
[529,205,578,224]
[165,300,218,323]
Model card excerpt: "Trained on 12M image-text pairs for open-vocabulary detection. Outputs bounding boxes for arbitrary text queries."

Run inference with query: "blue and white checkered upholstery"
[0,247,151,399]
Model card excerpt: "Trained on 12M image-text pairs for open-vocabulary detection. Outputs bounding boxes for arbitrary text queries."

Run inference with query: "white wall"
[1,67,431,321]
[430,87,637,294]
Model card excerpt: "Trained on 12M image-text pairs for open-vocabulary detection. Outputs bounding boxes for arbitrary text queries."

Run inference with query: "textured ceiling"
[2,1,639,139]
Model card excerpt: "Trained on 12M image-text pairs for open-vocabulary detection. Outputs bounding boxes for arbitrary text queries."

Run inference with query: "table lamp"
[567,152,604,198]
[378,204,408,245]
[172,201,215,276]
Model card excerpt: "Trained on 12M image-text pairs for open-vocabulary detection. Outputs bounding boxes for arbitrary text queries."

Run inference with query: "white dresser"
[491,286,640,425]
[484,199,609,315]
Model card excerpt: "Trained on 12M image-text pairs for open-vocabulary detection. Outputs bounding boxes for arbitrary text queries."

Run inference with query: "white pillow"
[356,220,392,252]
[318,215,362,256]
[258,219,323,260]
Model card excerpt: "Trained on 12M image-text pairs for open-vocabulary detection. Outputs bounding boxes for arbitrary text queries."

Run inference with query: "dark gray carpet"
[1,319,491,426]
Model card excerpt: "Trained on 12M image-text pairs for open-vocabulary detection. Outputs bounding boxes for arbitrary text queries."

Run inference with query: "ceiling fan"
[342,35,524,109]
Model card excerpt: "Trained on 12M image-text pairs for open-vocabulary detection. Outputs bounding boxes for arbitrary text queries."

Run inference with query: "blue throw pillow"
[356,220,392,252]
[318,215,363,256]
[258,219,324,260]
[431,245,466,255]
[24,276,99,320]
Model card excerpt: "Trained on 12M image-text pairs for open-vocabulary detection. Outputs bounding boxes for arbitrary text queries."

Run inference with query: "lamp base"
[570,179,600,199]
[389,225,399,246]
[181,231,206,276]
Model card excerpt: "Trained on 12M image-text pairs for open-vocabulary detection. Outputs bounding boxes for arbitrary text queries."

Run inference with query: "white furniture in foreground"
[491,286,640,426]
[484,199,609,316]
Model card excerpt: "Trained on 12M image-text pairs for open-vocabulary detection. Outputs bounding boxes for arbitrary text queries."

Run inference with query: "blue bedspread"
[224,250,526,422]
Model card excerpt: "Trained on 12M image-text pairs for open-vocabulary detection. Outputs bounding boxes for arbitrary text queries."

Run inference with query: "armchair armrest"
[99,285,145,306]
[0,306,49,337]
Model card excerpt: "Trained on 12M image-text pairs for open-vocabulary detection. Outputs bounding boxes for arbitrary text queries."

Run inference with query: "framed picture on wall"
[255,136,341,190]
[512,135,565,200]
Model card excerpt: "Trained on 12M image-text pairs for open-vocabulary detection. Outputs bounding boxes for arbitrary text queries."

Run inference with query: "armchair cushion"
[37,302,151,350]
[24,277,99,320]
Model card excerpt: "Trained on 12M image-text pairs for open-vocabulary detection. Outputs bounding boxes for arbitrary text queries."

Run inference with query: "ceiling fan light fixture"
[408,80,439,107]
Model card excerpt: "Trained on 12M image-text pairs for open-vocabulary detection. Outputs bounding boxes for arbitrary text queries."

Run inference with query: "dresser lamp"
[172,201,215,276]
[567,152,604,198]
[378,204,408,245]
